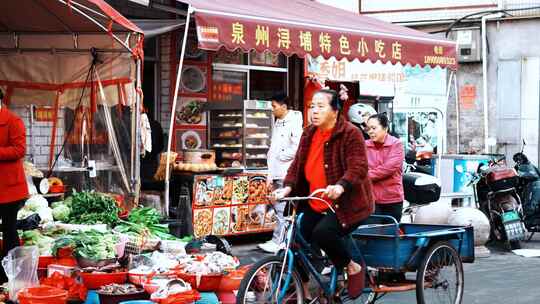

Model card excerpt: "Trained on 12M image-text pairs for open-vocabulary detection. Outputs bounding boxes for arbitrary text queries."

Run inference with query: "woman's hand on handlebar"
[325,184,344,200]
[271,186,292,202]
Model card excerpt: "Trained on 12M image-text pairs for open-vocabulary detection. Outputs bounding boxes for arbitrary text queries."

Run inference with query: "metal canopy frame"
[1,0,144,201]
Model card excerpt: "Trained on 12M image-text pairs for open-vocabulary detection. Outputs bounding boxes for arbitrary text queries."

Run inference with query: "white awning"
[131,19,185,38]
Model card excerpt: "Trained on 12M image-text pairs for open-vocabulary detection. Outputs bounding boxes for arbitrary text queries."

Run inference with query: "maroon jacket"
[0,106,29,204]
[283,116,374,229]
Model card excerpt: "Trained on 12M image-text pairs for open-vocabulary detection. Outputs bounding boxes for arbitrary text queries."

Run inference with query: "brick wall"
[445,64,485,154]
[10,106,64,167]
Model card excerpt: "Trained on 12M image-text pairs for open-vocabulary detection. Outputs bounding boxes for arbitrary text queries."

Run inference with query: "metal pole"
[56,0,133,52]
[453,72,460,154]
[134,56,142,204]
[165,6,193,217]
[482,13,502,154]
[29,105,35,162]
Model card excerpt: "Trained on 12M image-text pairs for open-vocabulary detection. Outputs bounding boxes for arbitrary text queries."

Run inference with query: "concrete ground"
[229,233,540,304]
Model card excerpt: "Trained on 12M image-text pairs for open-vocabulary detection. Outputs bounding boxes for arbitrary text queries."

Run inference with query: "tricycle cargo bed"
[351,223,475,271]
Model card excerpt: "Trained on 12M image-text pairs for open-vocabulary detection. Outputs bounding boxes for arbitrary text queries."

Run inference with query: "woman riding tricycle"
[236,89,473,304]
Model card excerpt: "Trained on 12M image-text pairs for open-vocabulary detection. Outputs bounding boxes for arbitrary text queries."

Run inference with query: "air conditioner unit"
[449,28,482,63]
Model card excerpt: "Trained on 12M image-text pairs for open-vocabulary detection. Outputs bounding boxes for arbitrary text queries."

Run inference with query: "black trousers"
[299,206,361,270]
[0,200,24,283]
[374,202,403,223]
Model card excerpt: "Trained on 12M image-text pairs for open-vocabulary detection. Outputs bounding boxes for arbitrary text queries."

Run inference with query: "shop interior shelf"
[216,115,243,118]
[211,136,240,139]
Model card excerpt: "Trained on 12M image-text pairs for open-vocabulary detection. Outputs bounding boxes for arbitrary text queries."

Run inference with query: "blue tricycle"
[236,190,475,304]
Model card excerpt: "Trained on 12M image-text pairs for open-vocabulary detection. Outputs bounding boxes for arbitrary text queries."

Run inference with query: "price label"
[256,100,268,109]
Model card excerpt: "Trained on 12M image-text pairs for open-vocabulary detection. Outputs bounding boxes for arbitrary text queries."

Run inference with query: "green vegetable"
[68,190,120,226]
[63,196,73,207]
[115,207,179,241]
[128,207,161,226]
[52,204,71,222]
[52,230,118,260]
[21,230,55,256]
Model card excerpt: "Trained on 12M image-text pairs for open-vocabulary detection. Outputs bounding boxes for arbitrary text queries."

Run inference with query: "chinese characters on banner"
[195,15,457,70]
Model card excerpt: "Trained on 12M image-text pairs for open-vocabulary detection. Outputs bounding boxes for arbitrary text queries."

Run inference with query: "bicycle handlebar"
[275,189,336,213]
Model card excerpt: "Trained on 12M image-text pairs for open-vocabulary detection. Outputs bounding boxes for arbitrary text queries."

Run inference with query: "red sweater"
[284,117,374,229]
[305,128,333,212]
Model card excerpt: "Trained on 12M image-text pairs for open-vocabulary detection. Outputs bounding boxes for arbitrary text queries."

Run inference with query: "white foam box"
[47,264,77,277]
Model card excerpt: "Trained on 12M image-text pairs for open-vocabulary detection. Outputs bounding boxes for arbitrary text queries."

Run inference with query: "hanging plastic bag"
[16,214,42,231]
[1,246,39,301]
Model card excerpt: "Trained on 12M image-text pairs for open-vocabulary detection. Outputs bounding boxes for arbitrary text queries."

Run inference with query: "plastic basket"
[118,232,160,256]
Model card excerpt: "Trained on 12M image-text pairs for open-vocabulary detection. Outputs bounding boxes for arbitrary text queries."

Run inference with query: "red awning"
[180,0,457,70]
[0,0,142,34]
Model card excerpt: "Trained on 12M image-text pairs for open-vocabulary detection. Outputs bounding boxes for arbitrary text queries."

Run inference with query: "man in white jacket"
[259,94,303,253]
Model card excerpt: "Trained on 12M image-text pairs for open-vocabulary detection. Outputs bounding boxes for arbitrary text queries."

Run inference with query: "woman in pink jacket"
[365,114,405,222]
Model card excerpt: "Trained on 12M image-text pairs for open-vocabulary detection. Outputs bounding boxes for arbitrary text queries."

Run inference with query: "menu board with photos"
[191,173,276,237]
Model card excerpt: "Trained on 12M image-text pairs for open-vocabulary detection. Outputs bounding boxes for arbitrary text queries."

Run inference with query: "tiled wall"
[9,106,64,167]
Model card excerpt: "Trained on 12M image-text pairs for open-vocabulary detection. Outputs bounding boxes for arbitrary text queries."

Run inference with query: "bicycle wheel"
[236,255,304,304]
[416,241,464,304]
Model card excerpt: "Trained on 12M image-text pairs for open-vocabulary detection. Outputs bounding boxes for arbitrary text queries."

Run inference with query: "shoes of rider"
[258,240,280,253]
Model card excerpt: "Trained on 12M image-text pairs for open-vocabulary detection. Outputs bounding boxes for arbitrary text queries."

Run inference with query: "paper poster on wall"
[174,125,207,151]
[453,159,489,193]
[459,84,476,110]
[175,97,206,126]
[393,110,443,156]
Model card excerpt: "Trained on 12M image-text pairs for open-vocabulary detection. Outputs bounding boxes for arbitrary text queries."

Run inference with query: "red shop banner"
[194,14,457,70]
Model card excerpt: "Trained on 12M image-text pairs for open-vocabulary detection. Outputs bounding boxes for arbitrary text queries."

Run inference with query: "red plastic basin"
[176,272,222,292]
[18,286,68,304]
[80,272,128,290]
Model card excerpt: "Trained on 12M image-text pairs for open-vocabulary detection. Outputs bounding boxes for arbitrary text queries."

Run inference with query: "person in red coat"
[0,89,29,283]
[274,89,374,299]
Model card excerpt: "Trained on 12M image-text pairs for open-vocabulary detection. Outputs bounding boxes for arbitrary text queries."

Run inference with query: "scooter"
[513,140,540,240]
[401,163,442,222]
[470,156,526,249]
[405,150,434,175]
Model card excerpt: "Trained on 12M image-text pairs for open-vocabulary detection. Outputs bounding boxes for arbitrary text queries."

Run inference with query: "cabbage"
[51,201,63,209]
[37,207,54,224]
[52,205,71,222]
[25,195,49,212]
[17,208,36,220]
